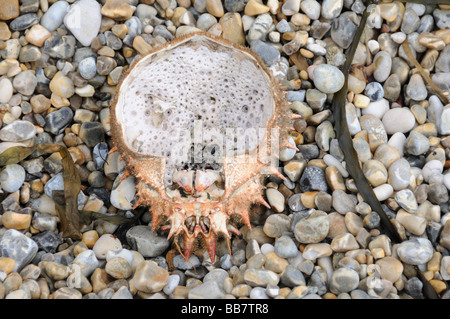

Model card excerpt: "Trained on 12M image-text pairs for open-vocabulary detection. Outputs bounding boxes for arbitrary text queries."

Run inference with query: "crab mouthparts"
[164,204,241,263]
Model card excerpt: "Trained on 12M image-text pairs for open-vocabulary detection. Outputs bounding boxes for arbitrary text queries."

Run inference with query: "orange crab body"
[110,32,298,263]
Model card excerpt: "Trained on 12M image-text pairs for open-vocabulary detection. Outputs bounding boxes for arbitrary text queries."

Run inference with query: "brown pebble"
[0,257,15,275]
[101,0,134,20]
[1,211,31,230]
[82,230,100,249]
[24,24,51,47]
[0,21,11,40]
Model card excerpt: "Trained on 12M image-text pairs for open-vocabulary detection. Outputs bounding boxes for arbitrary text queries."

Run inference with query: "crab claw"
[173,170,194,194]
[195,170,219,192]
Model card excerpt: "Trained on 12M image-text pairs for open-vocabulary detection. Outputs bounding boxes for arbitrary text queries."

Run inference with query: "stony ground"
[0,0,449,300]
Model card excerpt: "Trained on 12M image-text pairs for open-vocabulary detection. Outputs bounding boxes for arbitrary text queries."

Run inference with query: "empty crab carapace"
[110,32,295,262]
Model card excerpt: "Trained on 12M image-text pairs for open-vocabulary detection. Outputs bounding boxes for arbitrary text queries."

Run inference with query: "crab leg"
[202,231,217,263]
[182,225,201,262]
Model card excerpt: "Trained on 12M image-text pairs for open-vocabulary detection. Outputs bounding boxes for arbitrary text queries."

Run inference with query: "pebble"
[422,160,443,183]
[0,229,38,272]
[376,256,403,283]
[245,0,269,16]
[188,281,226,299]
[321,0,343,20]
[364,82,384,102]
[373,53,392,84]
[405,131,430,156]
[105,257,132,279]
[0,78,13,104]
[206,0,224,17]
[406,74,428,101]
[300,0,320,20]
[0,0,19,20]
[101,0,133,21]
[247,13,273,42]
[263,214,291,238]
[331,189,355,214]
[42,34,76,59]
[13,70,36,96]
[44,107,74,135]
[2,211,31,230]
[40,1,69,32]
[250,40,280,67]
[382,107,416,135]
[312,64,345,94]
[0,164,25,193]
[397,238,434,265]
[331,15,356,49]
[244,268,279,287]
[9,13,39,31]
[388,158,411,190]
[273,235,298,259]
[126,225,169,258]
[64,0,102,47]
[329,268,360,294]
[110,176,136,210]
[294,210,329,244]
[395,189,418,213]
[92,234,122,259]
[131,260,169,293]
[299,166,328,192]
[72,250,99,277]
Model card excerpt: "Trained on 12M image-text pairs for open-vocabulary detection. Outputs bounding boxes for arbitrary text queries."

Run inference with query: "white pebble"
[422,160,443,183]
[0,78,13,104]
[373,184,394,201]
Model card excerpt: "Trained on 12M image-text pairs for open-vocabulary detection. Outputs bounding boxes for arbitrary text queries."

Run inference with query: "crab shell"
[109,31,299,263]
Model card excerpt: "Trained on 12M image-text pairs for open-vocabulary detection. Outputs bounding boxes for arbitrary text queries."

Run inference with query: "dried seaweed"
[331,5,440,299]
[0,143,82,239]
[401,40,449,105]
[332,9,403,244]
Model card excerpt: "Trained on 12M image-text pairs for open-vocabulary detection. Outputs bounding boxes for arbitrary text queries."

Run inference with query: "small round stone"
[329,268,360,294]
[397,238,434,265]
[373,51,392,83]
[406,74,428,101]
[44,261,70,281]
[131,260,169,293]
[274,235,298,259]
[0,257,15,275]
[1,211,31,230]
[294,210,329,244]
[382,108,416,135]
[92,234,122,259]
[0,78,13,104]
[0,164,25,193]
[312,64,345,94]
[266,188,285,213]
[82,230,99,249]
[78,57,97,80]
[105,257,133,279]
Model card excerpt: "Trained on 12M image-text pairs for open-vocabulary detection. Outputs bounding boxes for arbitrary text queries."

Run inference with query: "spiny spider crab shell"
[110,31,299,263]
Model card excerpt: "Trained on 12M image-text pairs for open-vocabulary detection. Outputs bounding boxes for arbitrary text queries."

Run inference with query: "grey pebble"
[0,164,26,193]
[126,225,170,258]
[0,229,38,272]
[250,40,280,67]
[9,13,39,31]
